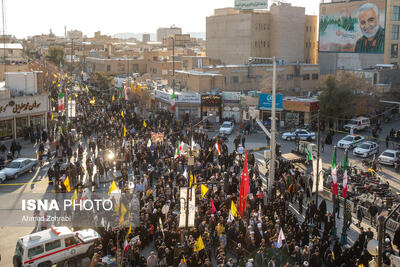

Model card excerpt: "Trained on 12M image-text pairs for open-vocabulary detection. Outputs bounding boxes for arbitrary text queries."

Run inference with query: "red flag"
[210,198,216,214]
[238,150,249,217]
[123,240,129,255]
[215,140,221,155]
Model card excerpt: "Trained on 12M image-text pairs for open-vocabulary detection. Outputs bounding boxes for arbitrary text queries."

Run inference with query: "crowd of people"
[37,88,395,267]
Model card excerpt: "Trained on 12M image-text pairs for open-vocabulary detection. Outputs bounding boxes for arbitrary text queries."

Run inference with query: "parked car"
[0,158,39,180]
[378,149,400,166]
[14,226,100,267]
[337,134,365,149]
[281,129,316,141]
[353,141,379,157]
[219,121,234,135]
[343,117,370,132]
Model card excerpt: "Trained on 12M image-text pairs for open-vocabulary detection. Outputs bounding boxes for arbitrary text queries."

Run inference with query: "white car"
[378,149,400,166]
[219,121,234,135]
[0,158,39,180]
[281,129,316,141]
[14,227,100,267]
[337,135,365,149]
[353,141,379,157]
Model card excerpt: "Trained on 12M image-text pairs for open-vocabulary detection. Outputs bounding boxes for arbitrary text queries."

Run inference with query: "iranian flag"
[342,149,348,198]
[58,92,65,111]
[171,91,176,111]
[174,141,181,159]
[332,147,338,196]
[215,140,221,155]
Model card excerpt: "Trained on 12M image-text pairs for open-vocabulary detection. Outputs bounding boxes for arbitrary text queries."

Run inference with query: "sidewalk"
[1,139,38,159]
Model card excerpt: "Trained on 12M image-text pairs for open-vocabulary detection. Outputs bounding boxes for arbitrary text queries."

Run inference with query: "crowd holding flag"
[276,228,286,248]
[200,184,209,199]
[193,236,205,252]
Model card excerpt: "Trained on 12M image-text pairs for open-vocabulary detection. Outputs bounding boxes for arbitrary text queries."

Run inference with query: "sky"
[5,0,319,39]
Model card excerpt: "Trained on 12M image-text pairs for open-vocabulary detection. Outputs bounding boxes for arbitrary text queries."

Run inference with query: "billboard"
[259,93,283,111]
[319,0,386,54]
[234,0,268,10]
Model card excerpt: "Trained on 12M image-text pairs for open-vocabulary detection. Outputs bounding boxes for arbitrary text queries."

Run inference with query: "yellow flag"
[190,172,197,189]
[52,81,56,84]
[68,97,71,101]
[183,255,187,265]
[71,189,78,206]
[123,126,127,137]
[51,98,55,102]
[112,95,115,101]
[368,168,374,173]
[121,110,124,118]
[89,97,95,105]
[126,224,132,239]
[51,113,53,120]
[63,176,71,192]
[86,85,89,94]
[201,184,209,199]
[108,180,119,195]
[231,201,238,218]
[119,203,127,224]
[74,93,78,97]
[193,236,205,252]
[65,73,68,77]
[53,73,57,78]
[143,120,147,128]
[45,72,48,77]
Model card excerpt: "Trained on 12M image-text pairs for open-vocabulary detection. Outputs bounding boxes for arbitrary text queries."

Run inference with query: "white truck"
[343,117,370,132]
[14,226,100,267]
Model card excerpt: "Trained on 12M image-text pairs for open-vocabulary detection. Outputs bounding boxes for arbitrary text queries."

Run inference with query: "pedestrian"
[321,137,324,153]
[386,135,389,148]
[368,202,378,227]
[356,205,364,227]
[242,134,246,148]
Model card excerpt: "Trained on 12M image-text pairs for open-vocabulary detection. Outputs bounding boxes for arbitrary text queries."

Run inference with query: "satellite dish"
[367,239,378,256]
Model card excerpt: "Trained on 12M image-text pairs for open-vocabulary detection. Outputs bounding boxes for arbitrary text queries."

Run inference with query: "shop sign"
[259,93,283,111]
[154,90,171,104]
[176,94,200,104]
[201,95,222,106]
[0,100,41,114]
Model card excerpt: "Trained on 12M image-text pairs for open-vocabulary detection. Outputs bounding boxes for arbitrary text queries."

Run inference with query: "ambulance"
[13,226,101,267]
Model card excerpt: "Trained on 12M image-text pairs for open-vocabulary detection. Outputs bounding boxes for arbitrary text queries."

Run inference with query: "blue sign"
[259,93,283,111]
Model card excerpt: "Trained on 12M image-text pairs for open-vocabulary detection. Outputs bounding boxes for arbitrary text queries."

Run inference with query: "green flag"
[305,147,312,161]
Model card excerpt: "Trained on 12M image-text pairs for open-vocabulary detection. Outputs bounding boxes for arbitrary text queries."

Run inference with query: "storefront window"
[31,115,45,131]
[0,119,13,140]
[16,117,28,138]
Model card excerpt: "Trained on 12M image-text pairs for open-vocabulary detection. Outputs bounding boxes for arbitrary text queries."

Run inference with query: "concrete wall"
[5,72,42,95]
[0,64,29,81]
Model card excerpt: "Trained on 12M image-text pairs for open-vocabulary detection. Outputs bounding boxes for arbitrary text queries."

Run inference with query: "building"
[67,30,83,40]
[147,60,182,80]
[172,70,225,92]
[0,43,24,63]
[199,62,320,95]
[319,0,400,74]
[85,57,147,75]
[142,34,151,43]
[0,63,29,81]
[0,72,49,140]
[206,3,318,65]
[157,26,182,42]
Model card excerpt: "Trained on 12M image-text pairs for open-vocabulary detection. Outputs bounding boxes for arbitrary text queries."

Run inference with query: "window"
[46,240,61,251]
[231,76,239,83]
[303,74,310,80]
[28,245,44,257]
[277,74,284,80]
[267,41,270,48]
[255,41,257,47]
[287,74,294,80]
[263,24,266,30]
[183,60,188,68]
[306,26,309,32]
[392,25,399,40]
[263,41,266,47]
[391,44,399,58]
[393,6,400,21]
[106,65,111,72]
[65,236,80,247]
[312,73,319,80]
[267,24,271,30]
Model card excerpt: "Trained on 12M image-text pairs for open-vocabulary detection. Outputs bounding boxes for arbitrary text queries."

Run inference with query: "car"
[281,129,316,141]
[343,117,370,132]
[378,149,400,166]
[219,121,234,135]
[0,158,39,180]
[14,226,100,267]
[337,135,365,149]
[353,141,379,157]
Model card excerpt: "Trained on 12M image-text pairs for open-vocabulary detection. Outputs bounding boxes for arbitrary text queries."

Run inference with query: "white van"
[13,226,100,267]
[343,117,371,132]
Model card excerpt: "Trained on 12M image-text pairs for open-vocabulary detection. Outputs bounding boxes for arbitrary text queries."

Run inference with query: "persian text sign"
[235,0,268,10]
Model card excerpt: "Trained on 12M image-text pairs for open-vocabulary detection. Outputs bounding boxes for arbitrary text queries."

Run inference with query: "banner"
[312,158,324,193]
[179,187,195,228]
[151,132,164,143]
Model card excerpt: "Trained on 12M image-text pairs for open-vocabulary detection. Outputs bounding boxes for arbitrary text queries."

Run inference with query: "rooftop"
[175,70,223,76]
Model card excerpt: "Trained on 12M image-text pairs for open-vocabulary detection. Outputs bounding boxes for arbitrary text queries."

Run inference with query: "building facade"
[157,27,182,42]
[85,57,147,75]
[206,3,318,65]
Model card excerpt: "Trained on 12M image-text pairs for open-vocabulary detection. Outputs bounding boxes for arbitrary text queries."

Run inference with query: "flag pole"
[315,110,321,207]
[332,146,337,236]
[341,148,348,244]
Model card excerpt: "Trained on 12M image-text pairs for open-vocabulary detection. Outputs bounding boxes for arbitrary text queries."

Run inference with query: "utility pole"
[268,56,277,199]
[315,110,321,206]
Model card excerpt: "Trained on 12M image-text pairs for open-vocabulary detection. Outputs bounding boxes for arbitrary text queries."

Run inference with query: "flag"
[108,180,119,195]
[124,85,128,100]
[171,91,176,111]
[123,126,127,137]
[123,240,129,255]
[174,141,181,159]
[147,139,152,148]
[71,189,78,206]
[58,92,65,111]
[201,184,209,199]
[215,140,221,155]
[51,113,53,120]
[126,224,132,239]
[332,147,338,195]
[190,172,197,189]
[193,236,205,252]
[143,120,147,128]
[183,255,187,265]
[121,110,124,118]
[274,211,278,220]
[89,97,95,106]
[238,150,249,217]
[53,73,57,78]
[130,82,134,92]
[112,95,115,101]
[305,147,312,161]
[119,203,127,224]
[210,198,216,214]
[86,85,89,94]
[343,149,348,198]
[63,176,71,192]
[231,201,238,218]
[45,71,48,77]
[276,228,285,248]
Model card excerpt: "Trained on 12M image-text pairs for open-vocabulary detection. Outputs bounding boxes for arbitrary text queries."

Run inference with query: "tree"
[319,76,355,129]
[46,46,64,66]
[92,72,113,90]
